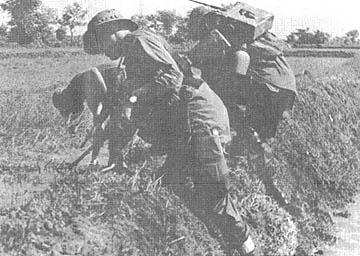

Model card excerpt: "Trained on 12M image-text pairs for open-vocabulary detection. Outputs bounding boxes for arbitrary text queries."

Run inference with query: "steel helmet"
[87,9,138,31]
[83,9,138,55]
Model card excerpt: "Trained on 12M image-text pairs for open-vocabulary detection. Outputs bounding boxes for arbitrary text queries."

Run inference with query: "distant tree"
[1,0,57,45]
[171,16,190,44]
[329,36,346,45]
[1,0,41,44]
[131,13,151,29]
[131,10,186,42]
[56,27,66,41]
[286,28,330,45]
[345,29,359,44]
[58,2,87,46]
[155,10,178,36]
[0,24,8,38]
[35,6,58,45]
[312,30,331,44]
[286,28,311,44]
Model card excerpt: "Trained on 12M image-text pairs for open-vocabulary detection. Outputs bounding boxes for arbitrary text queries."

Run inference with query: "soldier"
[187,6,297,205]
[187,6,297,142]
[83,9,257,256]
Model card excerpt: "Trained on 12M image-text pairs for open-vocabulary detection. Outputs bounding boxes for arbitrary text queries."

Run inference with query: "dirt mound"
[1,55,360,255]
[0,163,224,256]
[266,56,360,254]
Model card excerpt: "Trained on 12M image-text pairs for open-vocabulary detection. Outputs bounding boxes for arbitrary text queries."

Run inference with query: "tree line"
[0,0,359,47]
[0,0,87,46]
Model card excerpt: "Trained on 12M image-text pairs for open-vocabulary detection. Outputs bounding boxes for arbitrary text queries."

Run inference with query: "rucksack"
[247,31,290,61]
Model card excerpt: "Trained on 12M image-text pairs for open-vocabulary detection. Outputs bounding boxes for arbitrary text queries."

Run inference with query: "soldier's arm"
[124,36,184,107]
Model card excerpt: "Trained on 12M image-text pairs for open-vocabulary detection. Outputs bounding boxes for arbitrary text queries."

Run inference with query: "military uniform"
[162,82,254,254]
[84,10,256,253]
[186,6,295,210]
[116,29,254,255]
[195,36,296,141]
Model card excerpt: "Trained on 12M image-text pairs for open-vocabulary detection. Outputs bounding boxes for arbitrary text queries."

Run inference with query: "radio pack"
[201,2,274,44]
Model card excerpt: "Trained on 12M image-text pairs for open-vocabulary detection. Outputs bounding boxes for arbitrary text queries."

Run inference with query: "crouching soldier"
[187,5,297,142]
[83,9,257,255]
[186,6,297,205]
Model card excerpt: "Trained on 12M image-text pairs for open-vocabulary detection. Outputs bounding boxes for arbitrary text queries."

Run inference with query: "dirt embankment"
[0,54,359,255]
[269,56,360,254]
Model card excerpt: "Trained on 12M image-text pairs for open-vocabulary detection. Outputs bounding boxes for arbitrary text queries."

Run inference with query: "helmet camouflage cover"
[83,9,138,55]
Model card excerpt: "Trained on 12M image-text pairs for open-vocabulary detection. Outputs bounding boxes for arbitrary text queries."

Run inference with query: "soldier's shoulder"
[124,30,162,48]
[125,29,156,40]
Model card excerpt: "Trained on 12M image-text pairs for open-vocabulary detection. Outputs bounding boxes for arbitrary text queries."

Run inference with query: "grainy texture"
[0,50,359,255]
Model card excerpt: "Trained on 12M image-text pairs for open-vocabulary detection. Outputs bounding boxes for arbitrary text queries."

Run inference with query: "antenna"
[139,0,144,15]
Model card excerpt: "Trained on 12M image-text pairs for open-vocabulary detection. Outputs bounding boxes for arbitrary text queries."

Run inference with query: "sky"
[1,0,359,39]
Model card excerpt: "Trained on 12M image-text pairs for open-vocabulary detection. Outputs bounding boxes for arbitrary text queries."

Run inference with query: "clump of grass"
[265,57,360,253]
[0,88,92,157]
[227,158,298,256]
[0,163,224,256]
[1,54,360,255]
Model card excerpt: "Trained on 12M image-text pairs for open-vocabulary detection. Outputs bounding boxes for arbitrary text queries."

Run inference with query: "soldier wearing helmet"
[186,5,296,209]
[187,6,296,141]
[83,9,257,256]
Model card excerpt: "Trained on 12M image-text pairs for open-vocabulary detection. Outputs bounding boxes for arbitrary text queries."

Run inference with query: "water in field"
[323,195,360,256]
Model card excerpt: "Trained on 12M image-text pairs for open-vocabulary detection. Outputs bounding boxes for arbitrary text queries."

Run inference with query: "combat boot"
[237,236,256,256]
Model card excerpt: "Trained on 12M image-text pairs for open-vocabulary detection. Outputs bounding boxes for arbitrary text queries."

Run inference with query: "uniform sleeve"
[122,32,180,79]
[137,35,179,70]
[122,32,183,106]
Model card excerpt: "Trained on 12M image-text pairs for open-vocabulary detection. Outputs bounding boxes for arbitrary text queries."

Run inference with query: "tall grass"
[0,54,360,255]
[267,57,360,253]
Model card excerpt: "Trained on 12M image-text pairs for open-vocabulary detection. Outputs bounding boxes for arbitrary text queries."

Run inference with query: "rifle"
[80,122,101,148]
[69,117,110,168]
[189,0,226,11]
[69,144,94,169]
[69,120,140,169]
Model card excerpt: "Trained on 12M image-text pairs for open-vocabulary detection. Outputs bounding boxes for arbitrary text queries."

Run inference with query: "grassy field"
[0,50,360,256]
[287,57,349,78]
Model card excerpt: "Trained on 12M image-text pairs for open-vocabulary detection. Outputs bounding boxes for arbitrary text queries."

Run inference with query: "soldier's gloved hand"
[166,92,181,107]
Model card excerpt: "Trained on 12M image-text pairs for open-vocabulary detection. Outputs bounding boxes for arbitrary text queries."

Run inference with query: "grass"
[0,53,112,91]
[286,57,349,78]
[0,50,360,255]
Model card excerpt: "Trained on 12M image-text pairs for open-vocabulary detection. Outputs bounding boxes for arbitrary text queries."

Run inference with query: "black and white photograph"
[0,0,359,255]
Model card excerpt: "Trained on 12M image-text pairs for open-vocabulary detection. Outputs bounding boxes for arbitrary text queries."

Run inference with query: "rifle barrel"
[189,0,226,11]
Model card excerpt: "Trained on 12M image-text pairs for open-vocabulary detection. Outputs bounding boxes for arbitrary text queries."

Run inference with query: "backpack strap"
[247,32,288,61]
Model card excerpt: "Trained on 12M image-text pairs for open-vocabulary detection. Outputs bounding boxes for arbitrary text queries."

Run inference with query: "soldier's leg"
[106,108,133,168]
[269,89,296,126]
[107,119,122,166]
[191,129,256,256]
